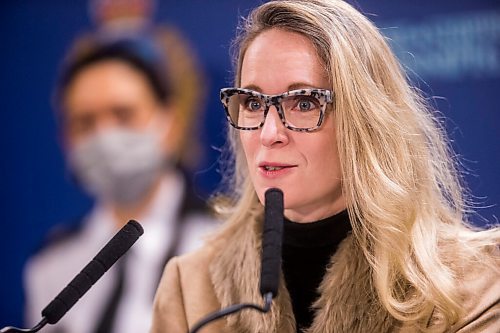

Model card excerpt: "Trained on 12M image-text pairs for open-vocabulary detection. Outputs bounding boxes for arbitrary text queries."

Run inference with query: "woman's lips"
[258,163,296,178]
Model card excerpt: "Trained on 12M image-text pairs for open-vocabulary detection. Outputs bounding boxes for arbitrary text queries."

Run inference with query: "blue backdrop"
[1,0,499,327]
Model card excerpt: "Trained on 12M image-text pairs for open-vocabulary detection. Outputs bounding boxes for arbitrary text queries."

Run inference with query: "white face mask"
[67,126,166,205]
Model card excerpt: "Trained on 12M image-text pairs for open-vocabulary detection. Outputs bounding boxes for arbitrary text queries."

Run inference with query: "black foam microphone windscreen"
[41,220,144,324]
[259,188,284,297]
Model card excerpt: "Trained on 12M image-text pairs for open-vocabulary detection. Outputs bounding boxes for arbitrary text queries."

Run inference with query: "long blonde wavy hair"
[213,0,499,329]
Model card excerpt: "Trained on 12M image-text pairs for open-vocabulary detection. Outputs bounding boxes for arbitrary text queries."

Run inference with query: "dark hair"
[56,36,172,108]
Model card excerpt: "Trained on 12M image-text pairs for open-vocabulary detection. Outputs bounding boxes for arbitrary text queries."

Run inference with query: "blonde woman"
[150,0,500,332]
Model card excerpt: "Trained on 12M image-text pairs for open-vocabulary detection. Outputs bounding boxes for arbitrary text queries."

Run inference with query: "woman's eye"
[113,106,135,124]
[299,100,313,111]
[245,98,263,111]
[295,97,319,112]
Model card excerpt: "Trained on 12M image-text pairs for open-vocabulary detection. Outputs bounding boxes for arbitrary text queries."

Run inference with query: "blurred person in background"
[23,1,217,332]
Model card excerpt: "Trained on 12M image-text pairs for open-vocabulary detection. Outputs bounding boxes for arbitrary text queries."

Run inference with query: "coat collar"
[209,215,399,332]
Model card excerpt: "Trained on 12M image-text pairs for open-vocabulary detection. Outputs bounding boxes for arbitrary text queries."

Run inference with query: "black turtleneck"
[282,210,351,331]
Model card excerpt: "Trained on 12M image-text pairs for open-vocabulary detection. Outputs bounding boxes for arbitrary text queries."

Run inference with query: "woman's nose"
[260,106,289,147]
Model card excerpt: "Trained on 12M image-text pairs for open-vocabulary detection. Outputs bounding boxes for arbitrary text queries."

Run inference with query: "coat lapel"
[307,235,398,333]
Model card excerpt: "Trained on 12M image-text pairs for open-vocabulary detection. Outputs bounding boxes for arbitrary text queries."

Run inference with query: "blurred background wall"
[1,0,498,327]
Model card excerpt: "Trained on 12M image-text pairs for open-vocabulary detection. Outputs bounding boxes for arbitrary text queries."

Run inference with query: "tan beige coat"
[150,218,500,333]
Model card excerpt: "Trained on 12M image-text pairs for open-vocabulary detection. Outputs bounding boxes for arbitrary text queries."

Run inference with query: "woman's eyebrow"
[287,82,317,91]
[240,82,319,94]
[241,84,262,92]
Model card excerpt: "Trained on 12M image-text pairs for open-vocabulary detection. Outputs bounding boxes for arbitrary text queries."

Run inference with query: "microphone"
[1,220,144,333]
[189,188,284,333]
[259,188,284,298]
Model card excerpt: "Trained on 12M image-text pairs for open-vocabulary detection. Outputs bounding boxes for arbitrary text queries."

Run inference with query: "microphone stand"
[1,318,48,333]
[189,293,273,333]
